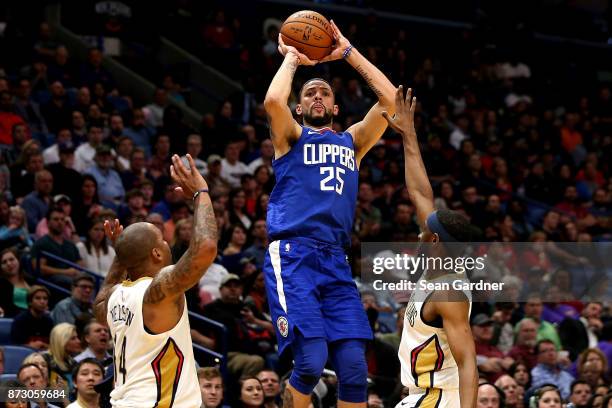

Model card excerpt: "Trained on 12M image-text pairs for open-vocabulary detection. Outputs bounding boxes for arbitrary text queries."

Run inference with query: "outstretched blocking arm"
[321,21,396,164]
[93,219,126,325]
[383,86,434,228]
[263,37,313,158]
[437,299,478,408]
[143,155,217,331]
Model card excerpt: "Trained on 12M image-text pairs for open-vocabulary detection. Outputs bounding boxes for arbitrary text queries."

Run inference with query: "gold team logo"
[277,316,289,337]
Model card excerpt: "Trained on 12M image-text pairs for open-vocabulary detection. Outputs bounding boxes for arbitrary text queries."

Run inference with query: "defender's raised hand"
[277,34,317,66]
[104,219,123,245]
[170,154,209,199]
[318,20,352,63]
[382,86,417,138]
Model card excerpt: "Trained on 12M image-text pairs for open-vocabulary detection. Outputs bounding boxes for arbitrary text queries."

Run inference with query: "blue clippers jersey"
[267,126,358,247]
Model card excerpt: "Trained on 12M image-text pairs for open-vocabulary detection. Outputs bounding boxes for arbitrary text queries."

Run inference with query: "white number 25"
[320,167,345,195]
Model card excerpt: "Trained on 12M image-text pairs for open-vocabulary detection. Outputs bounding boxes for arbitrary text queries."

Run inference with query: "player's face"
[200,377,223,408]
[297,81,338,127]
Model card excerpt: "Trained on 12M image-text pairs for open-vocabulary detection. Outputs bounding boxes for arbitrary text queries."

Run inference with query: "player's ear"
[295,104,303,115]
[151,247,162,262]
[333,104,339,116]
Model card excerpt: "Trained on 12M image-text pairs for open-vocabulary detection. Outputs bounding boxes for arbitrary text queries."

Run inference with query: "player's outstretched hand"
[277,34,317,66]
[171,154,209,199]
[382,85,417,138]
[104,218,123,245]
[318,20,352,63]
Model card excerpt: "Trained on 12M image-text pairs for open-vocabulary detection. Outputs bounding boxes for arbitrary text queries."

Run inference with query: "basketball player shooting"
[382,86,478,408]
[93,154,217,408]
[263,19,397,408]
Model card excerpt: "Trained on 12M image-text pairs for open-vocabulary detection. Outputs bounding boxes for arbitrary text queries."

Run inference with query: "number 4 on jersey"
[320,166,345,195]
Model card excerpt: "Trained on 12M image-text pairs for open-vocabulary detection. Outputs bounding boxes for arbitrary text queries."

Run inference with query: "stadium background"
[0,0,611,407]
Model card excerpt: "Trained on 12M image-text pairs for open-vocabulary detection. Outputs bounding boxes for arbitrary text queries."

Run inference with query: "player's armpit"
[437,299,478,408]
[348,102,389,166]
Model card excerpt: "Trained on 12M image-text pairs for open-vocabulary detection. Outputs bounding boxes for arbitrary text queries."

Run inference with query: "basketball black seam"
[281,22,334,46]
[280,32,331,49]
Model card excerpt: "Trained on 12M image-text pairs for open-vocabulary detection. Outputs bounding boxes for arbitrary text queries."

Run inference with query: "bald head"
[115,222,170,277]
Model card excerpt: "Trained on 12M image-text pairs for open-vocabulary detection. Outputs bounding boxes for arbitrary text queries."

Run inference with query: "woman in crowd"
[44,323,82,390]
[23,352,50,385]
[228,188,252,230]
[237,376,265,408]
[0,248,30,317]
[533,386,562,408]
[76,217,115,276]
[72,175,104,236]
[171,218,192,262]
[220,224,248,275]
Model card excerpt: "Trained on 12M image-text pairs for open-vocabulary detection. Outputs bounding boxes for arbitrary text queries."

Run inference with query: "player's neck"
[304,121,333,132]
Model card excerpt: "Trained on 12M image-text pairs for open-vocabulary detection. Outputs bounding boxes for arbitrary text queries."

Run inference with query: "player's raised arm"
[319,20,396,164]
[383,86,435,228]
[93,219,126,324]
[263,36,314,158]
[436,299,478,408]
[142,154,217,329]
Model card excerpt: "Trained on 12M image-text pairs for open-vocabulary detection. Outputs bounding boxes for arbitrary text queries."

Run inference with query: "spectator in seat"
[494,375,519,408]
[12,152,45,202]
[558,302,603,361]
[70,111,88,145]
[79,48,114,90]
[0,91,27,147]
[76,218,115,277]
[148,134,172,180]
[569,380,592,408]
[206,154,232,194]
[221,141,250,188]
[35,194,78,241]
[244,219,268,270]
[117,189,148,226]
[151,182,183,221]
[85,145,125,204]
[4,123,30,167]
[0,247,30,317]
[18,363,60,408]
[51,274,94,325]
[198,367,224,408]
[41,81,71,136]
[22,352,50,385]
[202,274,268,377]
[508,318,539,370]
[14,78,48,136]
[114,135,133,172]
[74,125,105,173]
[575,348,608,389]
[237,376,264,408]
[43,128,72,165]
[11,285,53,350]
[30,207,83,288]
[44,323,82,391]
[123,108,154,157]
[143,88,168,129]
[66,358,104,408]
[472,313,514,382]
[376,305,406,352]
[476,383,503,408]
[521,293,562,349]
[256,369,281,408]
[74,322,110,365]
[247,139,274,175]
[530,340,574,400]
[0,206,33,249]
[181,134,207,176]
[120,147,153,191]
[47,140,82,202]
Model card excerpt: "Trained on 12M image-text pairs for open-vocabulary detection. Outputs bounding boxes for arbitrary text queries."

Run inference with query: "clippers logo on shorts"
[277,316,289,337]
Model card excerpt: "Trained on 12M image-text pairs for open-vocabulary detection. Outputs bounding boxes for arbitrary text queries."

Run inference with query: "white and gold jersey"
[107,277,201,408]
[397,273,471,408]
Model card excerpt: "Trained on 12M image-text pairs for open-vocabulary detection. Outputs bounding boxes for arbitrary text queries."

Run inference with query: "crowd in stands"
[0,1,611,407]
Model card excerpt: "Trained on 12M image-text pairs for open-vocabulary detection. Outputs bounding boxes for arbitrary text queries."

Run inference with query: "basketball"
[280,10,335,61]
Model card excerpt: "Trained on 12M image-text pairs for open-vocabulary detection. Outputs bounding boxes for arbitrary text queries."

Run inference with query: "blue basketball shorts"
[263,237,373,355]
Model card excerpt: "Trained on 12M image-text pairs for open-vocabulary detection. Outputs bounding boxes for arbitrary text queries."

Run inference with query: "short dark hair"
[27,285,50,304]
[45,206,64,221]
[18,363,44,379]
[535,339,556,354]
[72,358,104,382]
[570,380,591,394]
[436,209,480,242]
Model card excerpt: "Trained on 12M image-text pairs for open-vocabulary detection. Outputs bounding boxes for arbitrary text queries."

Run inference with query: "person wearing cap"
[35,194,78,241]
[46,136,83,201]
[51,273,94,325]
[385,88,478,408]
[74,125,104,172]
[206,154,231,192]
[200,274,269,378]
[472,313,515,383]
[84,144,125,203]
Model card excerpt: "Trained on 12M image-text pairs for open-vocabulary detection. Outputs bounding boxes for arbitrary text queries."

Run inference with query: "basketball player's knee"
[289,342,327,395]
[333,340,368,403]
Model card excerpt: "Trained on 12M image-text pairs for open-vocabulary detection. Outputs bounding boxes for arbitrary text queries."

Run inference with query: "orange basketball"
[280,10,334,61]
